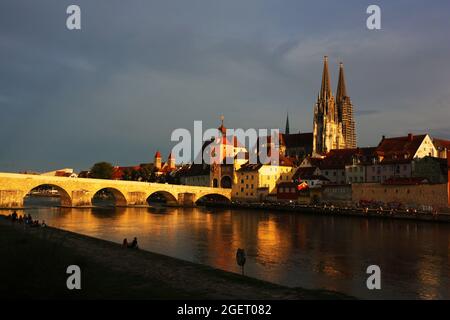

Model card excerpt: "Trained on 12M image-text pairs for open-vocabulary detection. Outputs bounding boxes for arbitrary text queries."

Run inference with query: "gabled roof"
[376,134,427,162]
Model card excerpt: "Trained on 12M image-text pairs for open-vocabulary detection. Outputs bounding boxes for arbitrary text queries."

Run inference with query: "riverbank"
[203,202,450,223]
[0,215,351,300]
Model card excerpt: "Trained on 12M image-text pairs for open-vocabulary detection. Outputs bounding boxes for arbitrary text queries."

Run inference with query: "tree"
[121,168,133,181]
[138,164,154,182]
[89,162,114,180]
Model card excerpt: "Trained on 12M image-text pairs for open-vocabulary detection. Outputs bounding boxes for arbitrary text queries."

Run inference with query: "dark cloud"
[1,0,450,171]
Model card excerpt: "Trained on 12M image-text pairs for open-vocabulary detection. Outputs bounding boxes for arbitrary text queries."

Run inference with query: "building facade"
[233,158,295,202]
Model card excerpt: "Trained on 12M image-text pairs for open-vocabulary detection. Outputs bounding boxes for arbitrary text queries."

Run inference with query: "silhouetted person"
[11,211,18,222]
[122,238,128,248]
[129,237,138,249]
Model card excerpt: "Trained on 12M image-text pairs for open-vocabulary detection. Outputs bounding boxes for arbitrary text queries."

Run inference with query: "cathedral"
[312,56,356,155]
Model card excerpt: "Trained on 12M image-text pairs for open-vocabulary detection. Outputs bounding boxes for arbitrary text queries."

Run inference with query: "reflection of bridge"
[0,172,231,208]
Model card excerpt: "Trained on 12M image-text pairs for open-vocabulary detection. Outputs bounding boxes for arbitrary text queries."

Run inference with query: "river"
[8,196,450,299]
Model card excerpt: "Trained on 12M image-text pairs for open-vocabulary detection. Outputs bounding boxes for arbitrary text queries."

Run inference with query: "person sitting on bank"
[41,220,47,227]
[11,211,18,222]
[122,238,128,248]
[128,237,138,249]
[25,214,33,225]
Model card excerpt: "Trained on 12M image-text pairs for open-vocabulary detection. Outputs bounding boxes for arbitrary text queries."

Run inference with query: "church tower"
[313,56,345,155]
[336,62,356,148]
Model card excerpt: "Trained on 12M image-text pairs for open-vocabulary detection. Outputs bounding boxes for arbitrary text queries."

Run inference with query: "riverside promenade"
[0,215,350,300]
[204,202,450,223]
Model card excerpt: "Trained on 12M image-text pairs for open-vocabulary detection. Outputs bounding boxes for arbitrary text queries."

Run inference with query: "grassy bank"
[0,216,352,300]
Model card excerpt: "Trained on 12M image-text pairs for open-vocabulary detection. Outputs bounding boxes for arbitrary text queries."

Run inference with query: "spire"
[336,62,347,102]
[285,112,290,135]
[320,56,332,99]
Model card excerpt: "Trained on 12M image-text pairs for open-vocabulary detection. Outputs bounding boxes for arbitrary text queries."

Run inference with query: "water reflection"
[11,196,450,299]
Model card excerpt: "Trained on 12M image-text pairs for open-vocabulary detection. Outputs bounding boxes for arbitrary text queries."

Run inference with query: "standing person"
[122,238,128,248]
[11,211,18,222]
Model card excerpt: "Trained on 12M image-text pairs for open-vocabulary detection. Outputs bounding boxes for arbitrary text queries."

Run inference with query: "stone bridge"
[0,172,231,208]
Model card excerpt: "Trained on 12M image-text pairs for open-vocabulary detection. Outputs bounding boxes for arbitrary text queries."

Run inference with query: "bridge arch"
[146,190,178,206]
[92,187,127,206]
[195,192,232,205]
[26,184,72,207]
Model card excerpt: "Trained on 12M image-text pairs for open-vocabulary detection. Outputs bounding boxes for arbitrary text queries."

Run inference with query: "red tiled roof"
[376,134,426,162]
[112,166,140,179]
[154,151,161,158]
[274,154,296,167]
[433,138,450,150]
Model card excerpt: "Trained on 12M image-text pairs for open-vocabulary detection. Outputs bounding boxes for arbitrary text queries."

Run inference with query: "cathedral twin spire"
[313,56,357,154]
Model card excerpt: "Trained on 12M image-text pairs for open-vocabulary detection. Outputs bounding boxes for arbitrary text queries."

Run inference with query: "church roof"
[282,133,313,149]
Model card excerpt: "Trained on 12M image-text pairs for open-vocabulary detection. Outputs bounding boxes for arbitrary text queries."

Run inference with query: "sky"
[1,0,450,172]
